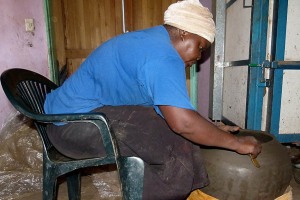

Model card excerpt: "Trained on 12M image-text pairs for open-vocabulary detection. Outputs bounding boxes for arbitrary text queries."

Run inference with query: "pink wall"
[197,0,212,120]
[0,0,49,130]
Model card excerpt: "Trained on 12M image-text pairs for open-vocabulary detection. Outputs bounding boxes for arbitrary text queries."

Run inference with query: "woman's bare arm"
[159,105,262,158]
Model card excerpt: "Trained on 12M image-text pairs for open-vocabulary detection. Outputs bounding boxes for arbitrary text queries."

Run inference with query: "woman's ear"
[180,30,188,41]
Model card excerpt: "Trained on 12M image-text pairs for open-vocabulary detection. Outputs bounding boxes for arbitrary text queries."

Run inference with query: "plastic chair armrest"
[29,112,109,124]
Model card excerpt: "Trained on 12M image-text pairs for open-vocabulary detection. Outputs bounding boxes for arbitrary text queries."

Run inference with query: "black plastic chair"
[1,68,144,200]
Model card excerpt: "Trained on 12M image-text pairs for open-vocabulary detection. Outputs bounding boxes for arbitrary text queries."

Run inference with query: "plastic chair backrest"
[1,68,121,159]
[1,68,58,150]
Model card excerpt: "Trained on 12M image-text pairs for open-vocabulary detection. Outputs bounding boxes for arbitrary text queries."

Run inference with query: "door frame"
[44,0,59,85]
[247,0,300,142]
[269,0,300,142]
[246,0,269,130]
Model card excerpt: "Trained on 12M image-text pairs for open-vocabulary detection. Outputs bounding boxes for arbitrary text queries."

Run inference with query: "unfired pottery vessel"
[201,129,292,200]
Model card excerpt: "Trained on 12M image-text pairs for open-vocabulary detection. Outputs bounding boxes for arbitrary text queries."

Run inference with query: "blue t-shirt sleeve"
[143,57,195,116]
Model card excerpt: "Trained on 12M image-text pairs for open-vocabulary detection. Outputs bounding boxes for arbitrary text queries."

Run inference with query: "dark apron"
[47,106,209,200]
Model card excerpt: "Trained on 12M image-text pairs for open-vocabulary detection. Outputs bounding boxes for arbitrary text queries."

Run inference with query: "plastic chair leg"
[67,172,81,200]
[118,157,144,200]
[43,175,57,200]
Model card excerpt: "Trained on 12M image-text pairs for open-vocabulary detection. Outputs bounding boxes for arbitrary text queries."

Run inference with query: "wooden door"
[52,0,177,76]
[51,0,193,96]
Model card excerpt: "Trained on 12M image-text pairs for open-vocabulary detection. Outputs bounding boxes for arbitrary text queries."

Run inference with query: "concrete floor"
[0,118,300,199]
[13,173,300,200]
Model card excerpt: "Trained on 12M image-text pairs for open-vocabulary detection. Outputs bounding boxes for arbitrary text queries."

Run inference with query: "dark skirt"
[47,106,209,200]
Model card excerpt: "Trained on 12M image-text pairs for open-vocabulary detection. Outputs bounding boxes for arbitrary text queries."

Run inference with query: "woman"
[45,0,261,199]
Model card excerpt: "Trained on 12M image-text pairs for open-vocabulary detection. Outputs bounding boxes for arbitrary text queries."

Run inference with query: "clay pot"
[201,129,292,200]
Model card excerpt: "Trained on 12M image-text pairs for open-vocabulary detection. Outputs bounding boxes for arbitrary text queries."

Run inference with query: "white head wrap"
[164,0,216,43]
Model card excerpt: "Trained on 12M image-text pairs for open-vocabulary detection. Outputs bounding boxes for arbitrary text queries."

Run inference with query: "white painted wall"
[222,0,252,128]
[279,0,300,134]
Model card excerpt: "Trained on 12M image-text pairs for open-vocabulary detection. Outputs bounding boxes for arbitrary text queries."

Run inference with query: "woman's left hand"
[218,125,240,133]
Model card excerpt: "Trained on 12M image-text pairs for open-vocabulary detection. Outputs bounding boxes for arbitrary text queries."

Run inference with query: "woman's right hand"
[234,136,262,158]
